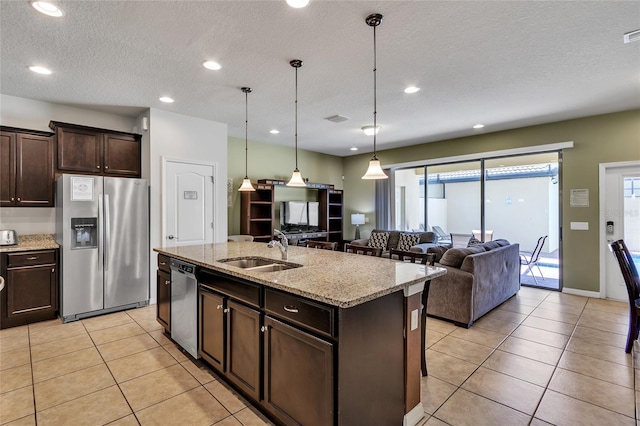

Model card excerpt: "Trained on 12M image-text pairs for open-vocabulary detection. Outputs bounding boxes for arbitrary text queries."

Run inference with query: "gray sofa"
[350,229,439,257]
[426,239,520,327]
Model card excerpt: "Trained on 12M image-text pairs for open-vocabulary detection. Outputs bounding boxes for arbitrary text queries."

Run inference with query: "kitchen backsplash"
[0,207,56,235]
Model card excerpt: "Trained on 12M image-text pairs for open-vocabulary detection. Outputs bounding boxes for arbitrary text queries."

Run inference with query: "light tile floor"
[0,287,637,425]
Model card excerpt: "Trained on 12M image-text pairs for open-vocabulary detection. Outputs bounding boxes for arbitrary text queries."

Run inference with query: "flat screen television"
[279,201,320,232]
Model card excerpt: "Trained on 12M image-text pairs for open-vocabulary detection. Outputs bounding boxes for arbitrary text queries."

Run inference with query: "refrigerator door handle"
[104,194,111,272]
[98,196,104,272]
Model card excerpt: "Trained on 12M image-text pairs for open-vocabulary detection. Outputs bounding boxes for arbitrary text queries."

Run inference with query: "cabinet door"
[263,316,334,426]
[199,288,225,371]
[156,269,171,332]
[16,133,54,206]
[4,265,57,324]
[226,300,261,400]
[0,131,16,206]
[103,133,141,176]
[57,127,101,173]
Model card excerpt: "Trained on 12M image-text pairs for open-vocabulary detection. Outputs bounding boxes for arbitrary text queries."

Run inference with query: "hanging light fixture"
[362,13,388,180]
[287,59,307,187]
[238,87,256,192]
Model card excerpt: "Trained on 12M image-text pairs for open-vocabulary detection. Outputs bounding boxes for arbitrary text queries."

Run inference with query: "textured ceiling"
[1,1,639,157]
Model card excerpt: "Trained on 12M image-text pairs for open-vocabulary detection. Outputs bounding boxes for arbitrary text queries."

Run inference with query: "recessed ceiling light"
[361,125,380,136]
[31,1,64,17]
[29,66,52,75]
[624,29,640,44]
[159,96,174,103]
[473,124,485,129]
[269,129,280,134]
[404,86,420,94]
[350,147,358,151]
[286,0,310,8]
[202,60,221,71]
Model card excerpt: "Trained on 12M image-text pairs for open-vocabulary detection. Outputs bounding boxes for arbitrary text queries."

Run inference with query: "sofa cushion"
[368,231,390,249]
[480,241,501,250]
[493,239,511,247]
[427,245,449,263]
[418,232,438,244]
[439,246,485,268]
[398,232,421,251]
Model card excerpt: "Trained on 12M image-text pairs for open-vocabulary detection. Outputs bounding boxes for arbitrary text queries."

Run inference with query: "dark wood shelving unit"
[242,180,344,243]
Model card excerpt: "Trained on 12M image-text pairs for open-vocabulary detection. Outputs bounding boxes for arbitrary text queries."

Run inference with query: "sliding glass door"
[392,151,561,290]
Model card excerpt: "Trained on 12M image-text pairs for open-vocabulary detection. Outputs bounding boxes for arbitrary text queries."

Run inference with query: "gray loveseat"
[350,229,440,258]
[426,239,520,327]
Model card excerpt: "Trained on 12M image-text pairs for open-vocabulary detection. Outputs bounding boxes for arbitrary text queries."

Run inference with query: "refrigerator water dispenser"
[71,217,97,249]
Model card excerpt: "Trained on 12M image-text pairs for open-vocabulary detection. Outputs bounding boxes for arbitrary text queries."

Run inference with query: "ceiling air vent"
[624,29,640,44]
[324,114,350,123]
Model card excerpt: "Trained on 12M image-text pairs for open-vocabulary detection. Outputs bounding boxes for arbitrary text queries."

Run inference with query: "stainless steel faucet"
[267,229,289,260]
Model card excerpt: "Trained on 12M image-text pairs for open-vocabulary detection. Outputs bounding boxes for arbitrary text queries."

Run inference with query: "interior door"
[604,164,640,300]
[163,159,215,246]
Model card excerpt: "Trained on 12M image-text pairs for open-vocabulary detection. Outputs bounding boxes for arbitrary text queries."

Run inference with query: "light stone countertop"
[0,234,59,252]
[155,242,447,308]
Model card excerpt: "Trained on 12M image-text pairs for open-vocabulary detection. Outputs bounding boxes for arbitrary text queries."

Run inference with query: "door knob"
[167,235,175,240]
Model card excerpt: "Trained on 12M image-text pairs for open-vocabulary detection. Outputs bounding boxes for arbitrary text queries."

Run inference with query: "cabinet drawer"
[265,289,335,338]
[157,254,170,273]
[7,250,56,267]
[198,269,260,308]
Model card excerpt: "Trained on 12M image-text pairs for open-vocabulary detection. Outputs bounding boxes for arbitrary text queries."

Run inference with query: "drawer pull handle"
[283,305,299,313]
[223,308,229,313]
[217,304,223,310]
[27,256,39,260]
[261,326,268,332]
[159,262,167,265]
[164,280,170,285]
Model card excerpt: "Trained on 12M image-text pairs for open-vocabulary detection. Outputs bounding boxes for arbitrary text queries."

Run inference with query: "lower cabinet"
[156,254,171,332]
[198,268,335,426]
[263,316,334,426]
[1,249,58,329]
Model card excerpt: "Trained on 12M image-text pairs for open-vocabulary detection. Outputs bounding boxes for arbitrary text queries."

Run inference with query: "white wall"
[147,108,228,302]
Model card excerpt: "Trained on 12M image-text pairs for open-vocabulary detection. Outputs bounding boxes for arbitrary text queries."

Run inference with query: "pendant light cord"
[372,21,378,160]
[245,89,249,178]
[294,64,299,170]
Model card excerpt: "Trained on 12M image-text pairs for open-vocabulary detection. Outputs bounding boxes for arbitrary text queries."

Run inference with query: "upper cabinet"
[0,127,55,207]
[50,121,141,177]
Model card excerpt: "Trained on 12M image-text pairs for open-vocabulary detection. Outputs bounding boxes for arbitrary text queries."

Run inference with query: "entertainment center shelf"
[240,180,343,243]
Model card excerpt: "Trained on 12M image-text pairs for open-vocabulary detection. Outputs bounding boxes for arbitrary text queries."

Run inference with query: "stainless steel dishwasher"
[170,258,199,359]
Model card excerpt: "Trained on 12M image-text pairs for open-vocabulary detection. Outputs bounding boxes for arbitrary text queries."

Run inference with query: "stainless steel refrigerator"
[55,174,149,323]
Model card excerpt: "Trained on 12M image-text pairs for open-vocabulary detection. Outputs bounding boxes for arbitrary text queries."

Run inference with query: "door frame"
[598,160,640,297]
[161,156,217,246]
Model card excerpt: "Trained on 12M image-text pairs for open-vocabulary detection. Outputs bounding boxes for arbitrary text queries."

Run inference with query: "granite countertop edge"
[0,234,59,252]
[155,243,447,308]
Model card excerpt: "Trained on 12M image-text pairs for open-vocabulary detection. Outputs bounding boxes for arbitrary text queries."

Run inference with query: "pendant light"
[238,87,256,192]
[362,13,388,180]
[287,59,307,187]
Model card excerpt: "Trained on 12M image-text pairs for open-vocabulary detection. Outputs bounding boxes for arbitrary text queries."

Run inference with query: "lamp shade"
[287,169,306,187]
[351,213,365,226]
[362,159,388,179]
[238,178,255,192]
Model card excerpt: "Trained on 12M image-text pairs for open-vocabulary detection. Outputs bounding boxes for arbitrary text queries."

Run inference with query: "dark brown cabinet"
[1,249,58,329]
[263,316,334,426]
[50,121,141,177]
[156,254,171,332]
[199,270,261,401]
[0,127,55,207]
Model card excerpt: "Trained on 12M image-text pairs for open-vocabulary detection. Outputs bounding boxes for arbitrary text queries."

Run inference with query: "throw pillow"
[367,231,390,249]
[467,236,482,247]
[397,232,421,251]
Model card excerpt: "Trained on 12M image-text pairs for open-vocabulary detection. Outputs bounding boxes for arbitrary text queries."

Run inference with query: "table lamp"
[351,213,365,239]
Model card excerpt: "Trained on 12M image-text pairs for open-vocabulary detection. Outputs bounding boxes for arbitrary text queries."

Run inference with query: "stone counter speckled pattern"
[0,234,59,252]
[155,242,446,308]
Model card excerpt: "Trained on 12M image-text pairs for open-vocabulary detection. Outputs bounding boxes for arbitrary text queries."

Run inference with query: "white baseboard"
[561,287,601,298]
[403,403,425,426]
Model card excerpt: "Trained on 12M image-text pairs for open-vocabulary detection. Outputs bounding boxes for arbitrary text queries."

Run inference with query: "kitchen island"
[155,242,446,426]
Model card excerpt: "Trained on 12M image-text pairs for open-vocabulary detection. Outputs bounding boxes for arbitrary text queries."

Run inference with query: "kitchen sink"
[219,257,302,272]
